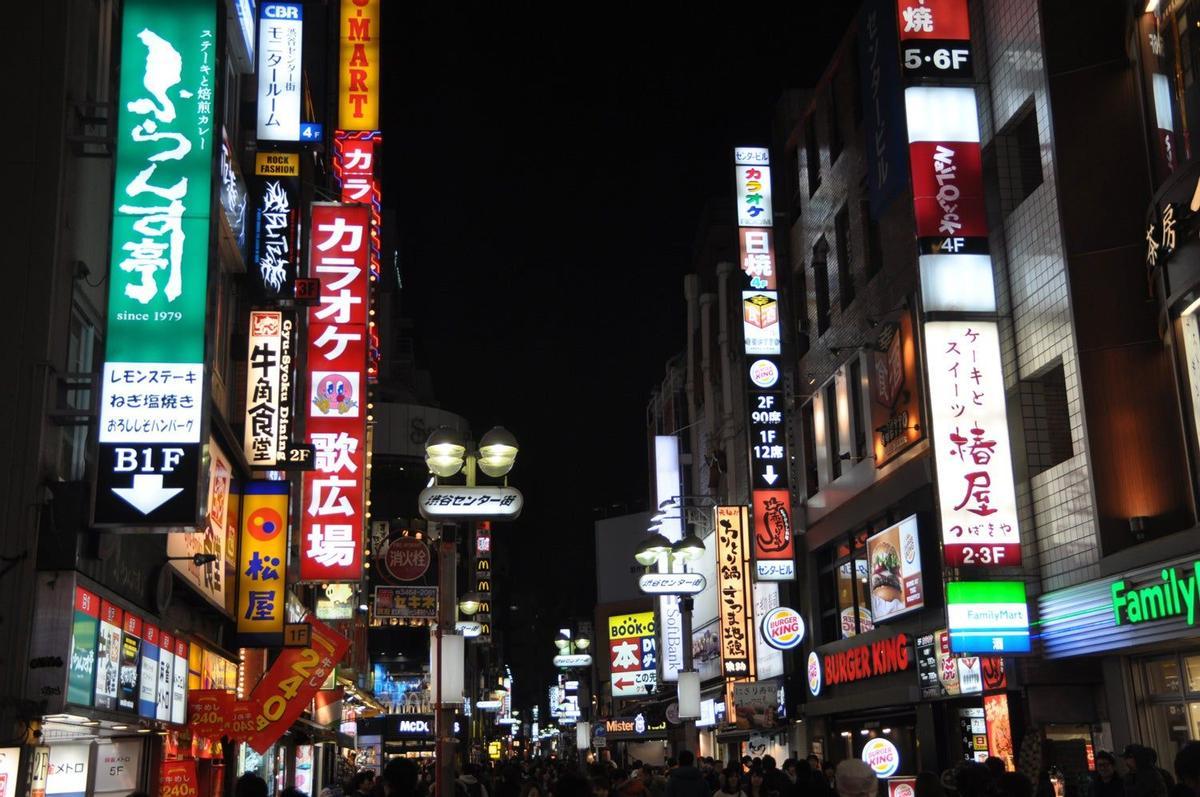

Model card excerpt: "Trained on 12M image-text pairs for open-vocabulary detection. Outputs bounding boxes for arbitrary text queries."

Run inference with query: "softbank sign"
[1113,562,1200,627]
[654,436,684,682]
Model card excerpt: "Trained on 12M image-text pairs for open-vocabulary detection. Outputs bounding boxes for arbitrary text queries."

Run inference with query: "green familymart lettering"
[1111,563,1200,626]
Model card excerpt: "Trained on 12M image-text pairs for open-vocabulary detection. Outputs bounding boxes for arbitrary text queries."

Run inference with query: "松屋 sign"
[94,0,216,527]
[715,506,756,677]
[257,3,303,141]
[236,482,289,644]
[338,0,380,130]
[301,204,370,582]
[244,312,284,467]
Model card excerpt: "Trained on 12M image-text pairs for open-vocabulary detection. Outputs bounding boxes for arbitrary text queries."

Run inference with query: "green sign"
[1112,562,1200,627]
[105,0,215,363]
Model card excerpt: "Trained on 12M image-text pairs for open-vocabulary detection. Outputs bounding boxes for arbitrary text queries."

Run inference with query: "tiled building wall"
[977,0,1100,591]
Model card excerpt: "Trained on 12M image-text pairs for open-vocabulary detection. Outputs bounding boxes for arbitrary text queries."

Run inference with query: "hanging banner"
[117,613,142,712]
[95,601,123,712]
[187,690,230,738]
[246,615,350,752]
[94,0,216,528]
[156,630,174,722]
[159,760,199,797]
[301,204,370,581]
[243,312,284,467]
[256,3,303,141]
[250,157,302,301]
[338,0,380,130]
[715,506,756,677]
[237,481,290,643]
[166,436,232,611]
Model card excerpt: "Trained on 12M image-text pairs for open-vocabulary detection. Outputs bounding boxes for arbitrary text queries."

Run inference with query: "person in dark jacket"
[666,752,712,797]
[1091,752,1125,797]
[1123,745,1167,797]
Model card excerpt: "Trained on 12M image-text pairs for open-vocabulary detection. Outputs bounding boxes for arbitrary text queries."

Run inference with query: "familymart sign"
[1112,562,1200,627]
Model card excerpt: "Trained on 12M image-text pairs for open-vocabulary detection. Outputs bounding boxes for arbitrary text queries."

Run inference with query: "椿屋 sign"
[94,0,216,527]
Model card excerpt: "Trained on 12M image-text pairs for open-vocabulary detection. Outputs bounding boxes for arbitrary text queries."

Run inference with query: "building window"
[826,382,842,480]
[995,99,1043,217]
[56,303,99,481]
[818,533,874,642]
[861,199,883,279]
[803,401,820,498]
[814,238,831,335]
[1019,361,1073,478]
[805,115,822,195]
[828,85,843,164]
[835,205,854,308]
[850,357,867,462]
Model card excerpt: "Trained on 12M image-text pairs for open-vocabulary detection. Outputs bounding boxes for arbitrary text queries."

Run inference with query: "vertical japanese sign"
[256,3,303,141]
[243,311,284,467]
[896,0,973,80]
[67,587,100,706]
[117,613,142,712]
[172,638,189,724]
[251,153,302,300]
[94,0,215,528]
[301,204,369,581]
[715,506,756,678]
[138,622,159,718]
[237,481,289,643]
[925,323,1020,565]
[156,631,174,722]
[95,601,123,711]
[160,760,199,797]
[653,436,685,682]
[859,0,908,216]
[475,525,493,643]
[334,132,383,379]
[338,0,380,131]
[733,148,796,582]
[608,612,658,699]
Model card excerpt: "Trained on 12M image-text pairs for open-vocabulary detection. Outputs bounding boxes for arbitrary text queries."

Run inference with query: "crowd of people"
[209,740,1200,797]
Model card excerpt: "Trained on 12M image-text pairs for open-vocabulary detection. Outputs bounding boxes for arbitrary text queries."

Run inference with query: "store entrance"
[829,711,917,776]
[1134,653,1200,760]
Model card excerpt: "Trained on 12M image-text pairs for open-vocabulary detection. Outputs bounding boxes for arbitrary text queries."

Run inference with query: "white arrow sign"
[112,474,183,515]
[761,465,778,485]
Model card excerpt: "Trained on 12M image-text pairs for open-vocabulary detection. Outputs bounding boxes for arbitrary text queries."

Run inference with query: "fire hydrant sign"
[94,0,216,528]
[608,612,658,699]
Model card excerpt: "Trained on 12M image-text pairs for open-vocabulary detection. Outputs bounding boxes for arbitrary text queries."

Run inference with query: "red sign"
[738,228,777,290]
[188,690,230,738]
[751,489,794,564]
[100,599,123,627]
[909,140,987,241]
[227,700,258,742]
[334,132,381,381]
[75,586,99,617]
[160,760,199,797]
[301,204,371,582]
[123,613,142,637]
[896,0,969,41]
[246,614,349,752]
[822,633,911,687]
[384,537,430,582]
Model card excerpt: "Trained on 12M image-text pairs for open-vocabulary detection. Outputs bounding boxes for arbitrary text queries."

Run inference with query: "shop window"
[806,115,822,196]
[1019,361,1073,478]
[819,532,875,640]
[55,302,100,482]
[814,238,831,335]
[995,99,1043,218]
[835,205,854,308]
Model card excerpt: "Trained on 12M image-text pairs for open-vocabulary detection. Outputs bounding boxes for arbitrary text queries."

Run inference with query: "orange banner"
[160,760,199,797]
[187,690,230,738]
[245,614,349,752]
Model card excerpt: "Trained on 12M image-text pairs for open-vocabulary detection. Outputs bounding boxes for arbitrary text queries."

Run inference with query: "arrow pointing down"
[113,474,183,515]
[761,465,779,485]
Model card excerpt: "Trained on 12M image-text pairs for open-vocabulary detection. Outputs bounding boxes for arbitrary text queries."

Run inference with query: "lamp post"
[552,630,592,769]
[425,426,517,797]
[635,522,706,754]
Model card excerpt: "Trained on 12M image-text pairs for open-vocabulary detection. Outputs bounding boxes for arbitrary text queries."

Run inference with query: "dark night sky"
[381,4,858,709]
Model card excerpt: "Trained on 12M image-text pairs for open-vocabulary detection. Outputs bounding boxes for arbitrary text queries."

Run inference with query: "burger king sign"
[761,607,805,651]
[861,737,900,778]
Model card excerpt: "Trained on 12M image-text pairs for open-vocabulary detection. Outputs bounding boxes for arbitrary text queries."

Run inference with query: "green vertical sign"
[67,587,100,706]
[105,0,215,363]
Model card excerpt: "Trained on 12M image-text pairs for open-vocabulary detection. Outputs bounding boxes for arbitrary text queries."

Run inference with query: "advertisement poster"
[156,632,174,722]
[865,515,924,622]
[692,621,721,682]
[138,624,159,718]
[160,761,199,797]
[117,613,142,712]
[45,745,89,797]
[68,587,99,706]
[984,694,1015,770]
[732,682,778,730]
[94,740,141,796]
[608,611,658,699]
[888,778,917,797]
[871,312,923,466]
[94,601,123,711]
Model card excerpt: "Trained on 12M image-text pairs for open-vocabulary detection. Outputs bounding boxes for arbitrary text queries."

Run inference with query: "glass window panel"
[1186,655,1200,695]
[1147,657,1184,697]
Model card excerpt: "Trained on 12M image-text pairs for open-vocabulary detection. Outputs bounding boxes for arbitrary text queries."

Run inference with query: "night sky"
[382,4,859,709]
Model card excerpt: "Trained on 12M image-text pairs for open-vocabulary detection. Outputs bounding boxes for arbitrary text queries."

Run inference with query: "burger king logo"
[761,607,805,651]
[749,359,780,388]
[861,738,900,778]
[892,784,915,797]
[807,651,822,696]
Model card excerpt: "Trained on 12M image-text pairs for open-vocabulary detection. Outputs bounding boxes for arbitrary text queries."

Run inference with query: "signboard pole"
[435,524,456,797]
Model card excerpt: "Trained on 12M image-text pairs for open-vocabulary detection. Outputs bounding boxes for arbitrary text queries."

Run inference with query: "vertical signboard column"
[94,0,216,527]
[653,436,684,683]
[475,524,493,643]
[301,204,370,582]
[237,481,290,645]
[334,132,383,380]
[256,3,303,142]
[732,148,796,581]
[714,506,756,678]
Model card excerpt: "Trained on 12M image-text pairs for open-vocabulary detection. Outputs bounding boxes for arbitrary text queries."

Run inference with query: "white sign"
[638,572,707,595]
[749,359,780,388]
[455,621,482,637]
[45,744,89,797]
[94,739,142,794]
[735,164,774,227]
[396,719,431,734]
[257,3,304,141]
[243,311,284,467]
[734,147,770,165]
[553,654,593,668]
[654,436,685,682]
[924,322,1021,566]
[418,485,524,519]
[807,651,822,696]
[98,363,204,445]
[754,586,787,679]
[957,657,982,694]
[756,560,795,580]
[742,291,782,355]
[0,748,20,797]
[862,738,900,778]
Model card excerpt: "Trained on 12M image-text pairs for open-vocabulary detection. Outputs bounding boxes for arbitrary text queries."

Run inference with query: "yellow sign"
[236,481,290,641]
[338,0,380,130]
[715,506,756,678]
[254,152,299,177]
[608,611,655,640]
[487,741,502,761]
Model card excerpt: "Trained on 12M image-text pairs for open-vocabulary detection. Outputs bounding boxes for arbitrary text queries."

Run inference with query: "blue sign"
[858,0,908,218]
[300,123,323,143]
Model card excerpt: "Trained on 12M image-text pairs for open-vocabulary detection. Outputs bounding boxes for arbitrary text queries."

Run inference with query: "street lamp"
[425,427,468,477]
[457,591,482,616]
[477,426,519,478]
[634,533,672,566]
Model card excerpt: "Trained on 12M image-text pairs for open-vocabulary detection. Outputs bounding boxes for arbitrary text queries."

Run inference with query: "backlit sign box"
[715,506,756,677]
[94,0,216,528]
[338,0,380,130]
[244,312,284,467]
[257,3,303,141]
[946,582,1030,654]
[654,436,685,682]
